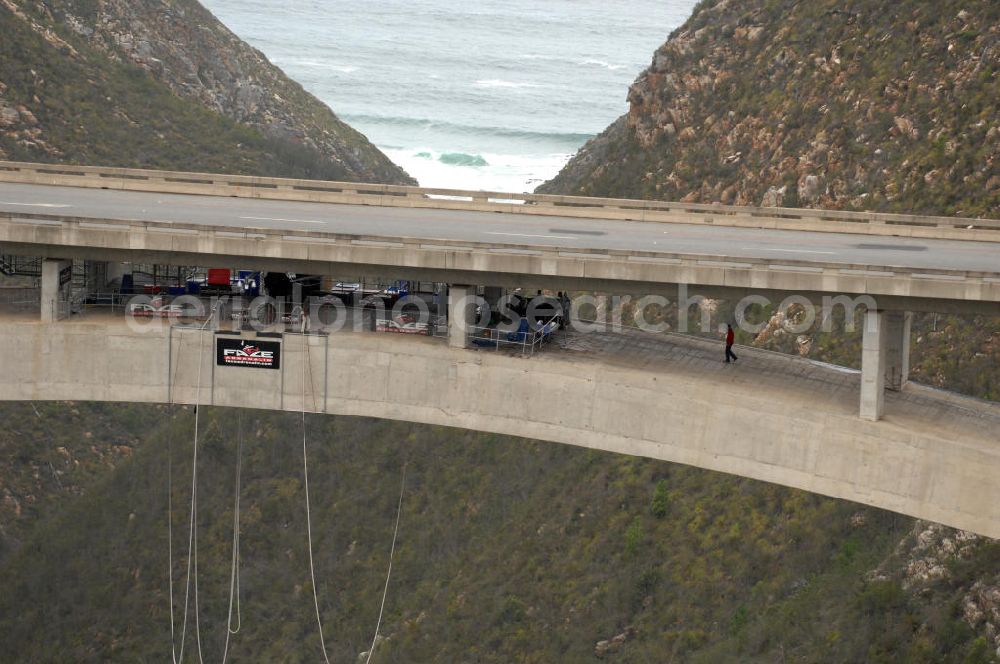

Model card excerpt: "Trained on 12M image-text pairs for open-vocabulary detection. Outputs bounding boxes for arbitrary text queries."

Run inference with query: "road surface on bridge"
[0,182,997,274]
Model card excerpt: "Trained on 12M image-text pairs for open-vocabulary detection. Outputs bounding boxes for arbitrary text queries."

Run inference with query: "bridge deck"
[1,181,998,273]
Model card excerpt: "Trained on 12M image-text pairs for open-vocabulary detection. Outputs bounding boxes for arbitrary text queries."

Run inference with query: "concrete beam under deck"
[2,240,998,318]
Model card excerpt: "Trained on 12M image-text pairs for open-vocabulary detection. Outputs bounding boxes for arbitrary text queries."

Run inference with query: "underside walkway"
[552,326,998,433]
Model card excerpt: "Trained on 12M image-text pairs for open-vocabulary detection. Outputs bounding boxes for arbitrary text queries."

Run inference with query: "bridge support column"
[448,284,474,349]
[860,310,887,421]
[40,258,72,323]
[885,311,912,391]
[860,310,913,420]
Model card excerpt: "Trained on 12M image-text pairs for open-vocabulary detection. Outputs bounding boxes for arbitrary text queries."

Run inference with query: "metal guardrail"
[469,320,559,356]
[0,160,997,239]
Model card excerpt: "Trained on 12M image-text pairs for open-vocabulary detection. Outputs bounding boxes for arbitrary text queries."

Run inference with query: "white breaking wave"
[383,146,573,192]
[579,59,628,70]
[517,53,563,61]
[202,0,698,191]
[288,59,358,73]
[472,79,542,90]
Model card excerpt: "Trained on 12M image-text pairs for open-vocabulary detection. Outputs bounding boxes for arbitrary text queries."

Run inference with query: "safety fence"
[21,288,569,355]
[468,319,560,356]
[0,287,39,312]
[53,292,456,340]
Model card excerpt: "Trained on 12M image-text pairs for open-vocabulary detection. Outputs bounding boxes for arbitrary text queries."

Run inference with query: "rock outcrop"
[0,0,413,183]
[870,521,1000,658]
[539,0,998,219]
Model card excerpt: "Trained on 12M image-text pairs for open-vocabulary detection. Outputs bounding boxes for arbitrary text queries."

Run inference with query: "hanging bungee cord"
[167,310,212,664]
[167,404,181,663]
[167,303,245,664]
[220,409,244,664]
[300,334,334,664]
[166,322,409,663]
[364,463,407,664]
[297,330,408,664]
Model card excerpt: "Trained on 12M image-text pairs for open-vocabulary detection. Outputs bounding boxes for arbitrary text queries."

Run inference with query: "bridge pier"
[860,309,912,421]
[448,284,474,349]
[40,258,72,323]
[885,311,912,392]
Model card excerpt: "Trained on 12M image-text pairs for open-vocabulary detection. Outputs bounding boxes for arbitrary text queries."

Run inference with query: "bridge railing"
[0,160,997,241]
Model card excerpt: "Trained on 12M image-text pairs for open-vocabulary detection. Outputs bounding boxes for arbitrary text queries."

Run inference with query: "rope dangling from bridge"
[166,305,228,664]
[220,409,244,663]
[167,319,208,664]
[167,405,185,664]
[300,334,334,664]
[363,462,407,664]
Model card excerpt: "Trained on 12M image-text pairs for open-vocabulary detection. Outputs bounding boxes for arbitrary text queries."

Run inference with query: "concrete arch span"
[3,318,999,539]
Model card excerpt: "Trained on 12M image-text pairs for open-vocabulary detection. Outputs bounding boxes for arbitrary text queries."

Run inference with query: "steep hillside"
[1,406,998,662]
[0,0,413,183]
[539,0,999,219]
[0,402,151,561]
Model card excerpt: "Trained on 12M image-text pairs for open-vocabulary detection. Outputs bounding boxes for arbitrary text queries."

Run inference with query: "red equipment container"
[207,269,231,287]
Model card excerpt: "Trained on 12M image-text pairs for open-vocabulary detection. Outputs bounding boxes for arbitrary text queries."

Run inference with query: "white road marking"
[746,247,836,255]
[0,201,71,208]
[240,215,325,224]
[486,231,577,240]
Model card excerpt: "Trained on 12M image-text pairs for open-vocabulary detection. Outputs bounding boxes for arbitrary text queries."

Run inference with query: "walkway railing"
[469,320,560,356]
[0,160,997,241]
[0,287,39,312]
[63,293,456,340]
[42,291,567,355]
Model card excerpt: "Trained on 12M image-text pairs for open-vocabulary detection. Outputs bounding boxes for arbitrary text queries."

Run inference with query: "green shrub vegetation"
[0,401,996,662]
[0,3,393,181]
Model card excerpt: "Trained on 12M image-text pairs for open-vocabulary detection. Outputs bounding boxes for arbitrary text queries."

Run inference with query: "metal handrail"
[468,319,559,356]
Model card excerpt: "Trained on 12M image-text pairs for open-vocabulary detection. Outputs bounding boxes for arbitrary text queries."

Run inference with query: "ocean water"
[201,0,697,191]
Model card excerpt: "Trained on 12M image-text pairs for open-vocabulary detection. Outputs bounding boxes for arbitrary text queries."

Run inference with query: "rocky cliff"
[540,0,998,219]
[0,0,413,183]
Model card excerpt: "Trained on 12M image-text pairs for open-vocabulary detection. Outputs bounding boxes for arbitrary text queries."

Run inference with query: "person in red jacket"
[724,323,738,363]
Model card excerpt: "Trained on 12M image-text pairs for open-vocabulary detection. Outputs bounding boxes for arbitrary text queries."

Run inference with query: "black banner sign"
[216,337,281,370]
